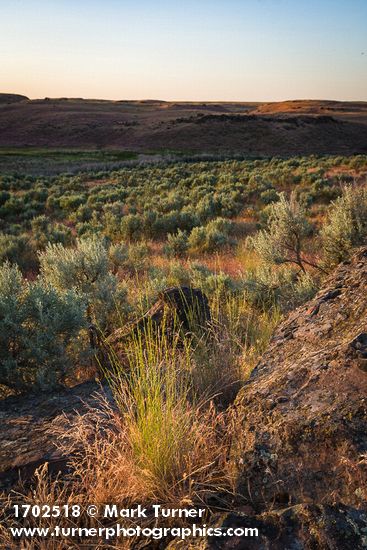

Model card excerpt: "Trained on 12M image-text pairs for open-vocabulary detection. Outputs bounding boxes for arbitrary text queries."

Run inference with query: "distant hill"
[0,96,367,155]
[0,93,29,104]
[255,99,367,115]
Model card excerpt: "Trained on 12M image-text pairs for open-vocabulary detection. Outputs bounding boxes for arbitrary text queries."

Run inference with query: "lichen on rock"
[210,247,367,548]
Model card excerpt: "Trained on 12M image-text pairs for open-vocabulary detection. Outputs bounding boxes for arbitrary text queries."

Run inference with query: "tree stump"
[92,286,211,368]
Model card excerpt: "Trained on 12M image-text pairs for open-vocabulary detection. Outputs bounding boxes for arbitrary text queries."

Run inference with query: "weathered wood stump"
[92,286,211,368]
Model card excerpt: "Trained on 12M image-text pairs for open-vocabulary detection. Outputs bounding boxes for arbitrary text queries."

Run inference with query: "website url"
[9,523,258,541]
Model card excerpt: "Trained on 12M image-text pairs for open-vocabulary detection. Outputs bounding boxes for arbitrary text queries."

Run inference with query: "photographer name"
[103,504,205,519]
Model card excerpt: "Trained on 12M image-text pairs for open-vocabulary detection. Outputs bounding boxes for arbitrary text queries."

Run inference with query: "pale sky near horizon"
[1,0,366,101]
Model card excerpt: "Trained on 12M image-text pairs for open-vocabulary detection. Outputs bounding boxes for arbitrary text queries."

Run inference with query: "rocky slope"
[206,247,367,548]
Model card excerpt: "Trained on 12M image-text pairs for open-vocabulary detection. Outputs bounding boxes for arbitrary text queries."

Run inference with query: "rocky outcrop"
[0,381,111,489]
[206,504,367,549]
[209,247,367,548]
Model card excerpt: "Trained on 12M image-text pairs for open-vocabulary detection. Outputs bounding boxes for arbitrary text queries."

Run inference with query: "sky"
[1,0,366,101]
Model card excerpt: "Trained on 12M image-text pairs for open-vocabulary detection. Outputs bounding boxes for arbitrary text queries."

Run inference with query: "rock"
[208,247,367,548]
[350,332,367,353]
[205,504,367,550]
[0,382,112,489]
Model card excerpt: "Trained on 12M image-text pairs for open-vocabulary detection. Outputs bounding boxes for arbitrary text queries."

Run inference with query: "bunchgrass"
[98,312,232,503]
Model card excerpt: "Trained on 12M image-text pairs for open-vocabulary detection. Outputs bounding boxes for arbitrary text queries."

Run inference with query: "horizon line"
[2,93,367,104]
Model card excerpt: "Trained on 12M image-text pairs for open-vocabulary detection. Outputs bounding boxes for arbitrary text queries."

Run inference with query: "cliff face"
[208,248,367,548]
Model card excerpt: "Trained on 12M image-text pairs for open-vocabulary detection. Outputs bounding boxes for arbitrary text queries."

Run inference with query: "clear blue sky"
[1,0,366,101]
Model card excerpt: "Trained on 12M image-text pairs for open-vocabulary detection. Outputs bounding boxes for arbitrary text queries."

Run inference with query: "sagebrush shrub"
[38,237,128,331]
[0,263,86,391]
[188,217,234,254]
[108,242,128,271]
[321,185,367,267]
[31,215,73,249]
[164,229,189,258]
[126,241,150,272]
[0,233,35,271]
[249,192,315,272]
[243,263,318,312]
[120,213,142,240]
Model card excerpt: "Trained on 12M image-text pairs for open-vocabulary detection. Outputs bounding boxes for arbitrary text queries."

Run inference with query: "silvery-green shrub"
[38,237,128,331]
[249,192,313,272]
[321,186,367,268]
[0,263,86,391]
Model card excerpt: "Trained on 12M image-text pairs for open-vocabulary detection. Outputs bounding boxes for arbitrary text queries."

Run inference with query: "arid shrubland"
[3,157,367,547]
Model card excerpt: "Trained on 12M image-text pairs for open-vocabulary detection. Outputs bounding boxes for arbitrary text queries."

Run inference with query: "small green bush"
[59,194,86,211]
[0,233,35,271]
[243,264,318,312]
[126,242,150,272]
[31,215,73,249]
[249,192,315,272]
[38,237,128,331]
[120,214,142,240]
[108,242,128,272]
[0,263,86,391]
[321,185,367,268]
[260,188,279,205]
[188,218,234,254]
[164,230,189,258]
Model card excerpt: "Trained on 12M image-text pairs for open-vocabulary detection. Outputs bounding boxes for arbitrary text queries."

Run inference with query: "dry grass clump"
[0,463,83,550]
[1,396,235,548]
[203,287,280,396]
[90,325,237,505]
[56,394,234,508]
[0,325,239,548]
